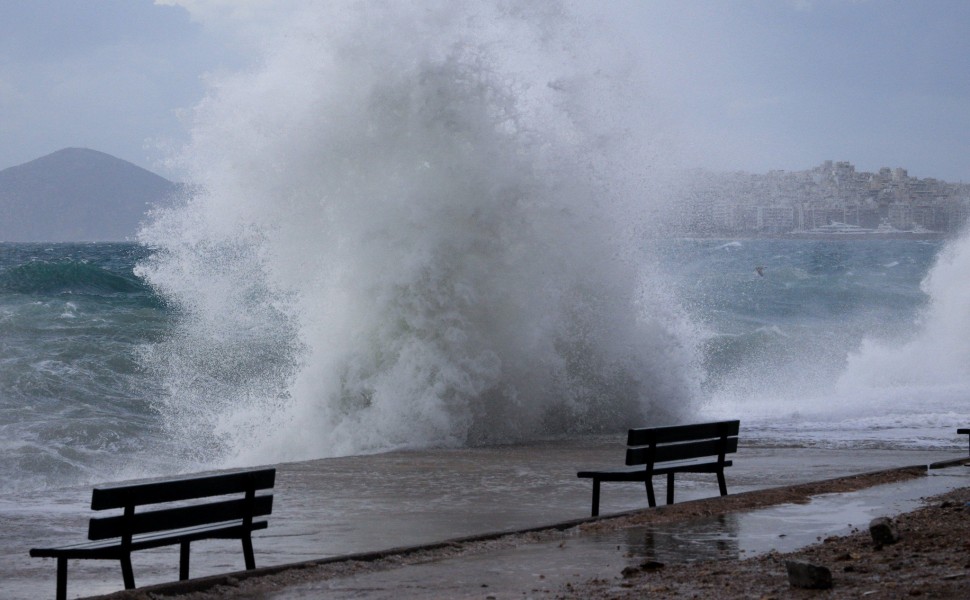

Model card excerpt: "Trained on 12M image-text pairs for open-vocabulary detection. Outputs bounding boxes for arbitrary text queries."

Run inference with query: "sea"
[2,237,967,496]
[3,3,970,596]
[3,236,970,600]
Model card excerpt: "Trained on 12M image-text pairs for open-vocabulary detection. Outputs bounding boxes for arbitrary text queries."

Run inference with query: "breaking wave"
[136,1,702,467]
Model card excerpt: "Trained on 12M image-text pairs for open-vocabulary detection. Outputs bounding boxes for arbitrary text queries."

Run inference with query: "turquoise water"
[0,243,173,491]
[658,238,970,449]
[657,238,937,393]
[2,239,965,493]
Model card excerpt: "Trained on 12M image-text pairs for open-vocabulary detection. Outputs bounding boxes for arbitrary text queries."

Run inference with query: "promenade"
[13,440,961,599]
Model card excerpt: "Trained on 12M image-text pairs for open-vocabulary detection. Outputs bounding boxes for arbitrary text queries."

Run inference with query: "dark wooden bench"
[30,467,275,600]
[577,420,739,516]
[959,428,969,455]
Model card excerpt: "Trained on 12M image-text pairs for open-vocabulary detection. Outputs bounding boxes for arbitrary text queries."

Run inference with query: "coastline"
[83,459,970,599]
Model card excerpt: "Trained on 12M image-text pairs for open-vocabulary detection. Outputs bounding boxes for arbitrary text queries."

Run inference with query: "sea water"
[659,238,970,450]
[1,237,966,495]
[3,0,970,496]
[0,243,172,492]
[5,4,970,598]
[0,0,970,598]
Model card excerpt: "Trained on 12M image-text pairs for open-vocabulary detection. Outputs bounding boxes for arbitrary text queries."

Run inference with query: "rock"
[621,566,640,578]
[621,560,664,578]
[869,516,900,546]
[785,560,833,589]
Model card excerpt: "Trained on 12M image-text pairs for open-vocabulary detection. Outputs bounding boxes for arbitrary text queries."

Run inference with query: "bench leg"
[666,472,675,505]
[645,476,656,508]
[120,553,135,590]
[717,469,728,496]
[180,541,190,580]
[242,534,256,570]
[590,479,601,517]
[56,557,68,600]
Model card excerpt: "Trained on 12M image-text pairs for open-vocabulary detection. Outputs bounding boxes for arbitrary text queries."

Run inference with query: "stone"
[785,560,833,589]
[621,560,664,578]
[869,516,900,546]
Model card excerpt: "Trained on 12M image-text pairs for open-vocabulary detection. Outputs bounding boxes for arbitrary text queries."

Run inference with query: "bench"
[30,467,275,600]
[959,428,969,455]
[577,420,739,516]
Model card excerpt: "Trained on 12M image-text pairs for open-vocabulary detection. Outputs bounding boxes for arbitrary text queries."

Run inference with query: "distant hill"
[0,148,180,242]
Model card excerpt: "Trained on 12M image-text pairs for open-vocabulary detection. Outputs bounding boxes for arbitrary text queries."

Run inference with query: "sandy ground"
[89,465,970,599]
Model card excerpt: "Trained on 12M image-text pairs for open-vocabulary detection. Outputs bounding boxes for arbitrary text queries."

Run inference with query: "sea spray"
[137,1,702,467]
[836,237,970,413]
[822,236,970,443]
[672,237,967,447]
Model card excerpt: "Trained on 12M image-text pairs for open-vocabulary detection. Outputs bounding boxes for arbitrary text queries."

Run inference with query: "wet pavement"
[217,469,970,599]
[3,439,966,600]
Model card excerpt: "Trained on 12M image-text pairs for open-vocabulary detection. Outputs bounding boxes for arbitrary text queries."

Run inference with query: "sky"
[0,0,967,182]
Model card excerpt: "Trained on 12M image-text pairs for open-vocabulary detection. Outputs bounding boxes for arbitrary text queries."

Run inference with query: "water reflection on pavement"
[257,470,966,599]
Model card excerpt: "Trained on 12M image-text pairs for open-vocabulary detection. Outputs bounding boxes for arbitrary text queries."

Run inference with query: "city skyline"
[674,159,970,236]
[3,145,966,240]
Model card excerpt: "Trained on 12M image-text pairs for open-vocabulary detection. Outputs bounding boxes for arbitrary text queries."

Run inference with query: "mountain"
[0,148,180,242]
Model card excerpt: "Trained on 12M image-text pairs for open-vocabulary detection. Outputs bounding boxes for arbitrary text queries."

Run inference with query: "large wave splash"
[137,2,701,467]
[695,236,970,446]
[836,236,970,413]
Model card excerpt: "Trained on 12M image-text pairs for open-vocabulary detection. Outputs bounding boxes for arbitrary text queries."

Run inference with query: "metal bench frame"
[577,420,739,516]
[30,468,275,600]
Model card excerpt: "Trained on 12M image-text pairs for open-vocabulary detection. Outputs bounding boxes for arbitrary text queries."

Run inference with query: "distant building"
[672,160,969,237]
[888,203,913,230]
[757,206,794,233]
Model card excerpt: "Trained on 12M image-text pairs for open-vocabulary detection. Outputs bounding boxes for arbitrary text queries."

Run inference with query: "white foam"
[821,238,970,437]
[137,2,702,468]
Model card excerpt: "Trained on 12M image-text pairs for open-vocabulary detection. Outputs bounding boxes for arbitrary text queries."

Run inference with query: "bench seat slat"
[625,437,738,465]
[88,495,272,540]
[578,460,734,481]
[91,468,276,510]
[31,521,268,560]
[627,420,739,446]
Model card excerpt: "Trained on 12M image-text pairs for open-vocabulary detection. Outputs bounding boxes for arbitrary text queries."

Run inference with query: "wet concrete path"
[211,469,969,599]
[5,440,966,599]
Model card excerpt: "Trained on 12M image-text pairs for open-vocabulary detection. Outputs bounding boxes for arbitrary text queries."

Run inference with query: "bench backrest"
[625,420,739,467]
[87,468,275,542]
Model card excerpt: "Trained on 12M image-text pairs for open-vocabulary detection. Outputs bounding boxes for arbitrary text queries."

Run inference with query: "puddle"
[588,469,966,563]
[263,470,968,599]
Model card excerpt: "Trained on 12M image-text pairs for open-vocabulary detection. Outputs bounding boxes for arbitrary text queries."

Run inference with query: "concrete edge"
[928,455,970,469]
[83,463,932,599]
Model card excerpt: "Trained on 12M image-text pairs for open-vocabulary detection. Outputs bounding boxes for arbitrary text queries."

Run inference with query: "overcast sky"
[1,0,967,182]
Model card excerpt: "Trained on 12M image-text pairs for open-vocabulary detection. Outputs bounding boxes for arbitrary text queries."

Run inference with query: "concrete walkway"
[81,451,969,600]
